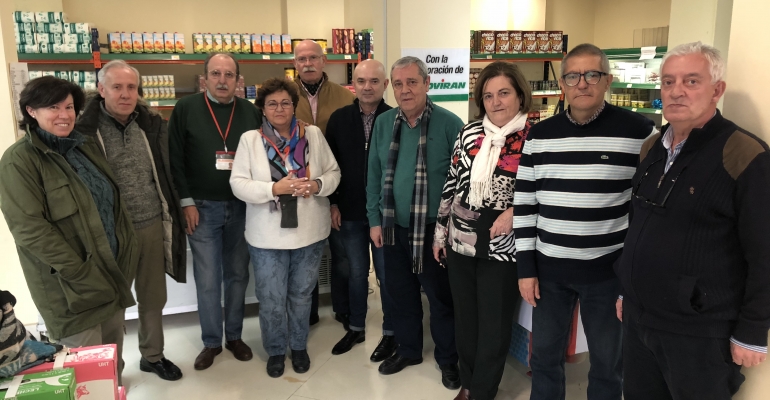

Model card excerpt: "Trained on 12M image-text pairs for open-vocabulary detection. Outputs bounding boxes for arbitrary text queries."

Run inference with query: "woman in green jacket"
[0,76,138,383]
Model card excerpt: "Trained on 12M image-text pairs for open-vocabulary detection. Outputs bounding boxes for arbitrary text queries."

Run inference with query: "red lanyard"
[204,93,236,152]
[260,130,292,168]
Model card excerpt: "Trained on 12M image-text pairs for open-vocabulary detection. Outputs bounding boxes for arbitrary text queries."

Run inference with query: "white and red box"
[20,344,119,400]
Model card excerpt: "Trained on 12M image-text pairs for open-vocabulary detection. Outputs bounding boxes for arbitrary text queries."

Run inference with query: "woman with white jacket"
[230,78,340,378]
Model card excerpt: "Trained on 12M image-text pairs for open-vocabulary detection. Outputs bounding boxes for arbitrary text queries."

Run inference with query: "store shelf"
[602,47,668,60]
[147,97,255,109]
[619,106,662,115]
[611,82,661,90]
[19,52,360,66]
[471,53,563,62]
[17,53,94,64]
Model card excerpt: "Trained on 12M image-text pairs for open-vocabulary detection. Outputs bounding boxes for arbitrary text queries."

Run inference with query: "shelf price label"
[262,55,270,60]
[344,55,352,60]
[632,108,638,112]
[150,101,159,106]
[655,109,662,114]
[655,85,661,89]
[626,83,633,88]
[171,55,179,60]
[486,55,492,59]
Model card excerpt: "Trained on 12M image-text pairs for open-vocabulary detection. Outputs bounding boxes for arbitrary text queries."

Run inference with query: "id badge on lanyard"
[215,151,236,170]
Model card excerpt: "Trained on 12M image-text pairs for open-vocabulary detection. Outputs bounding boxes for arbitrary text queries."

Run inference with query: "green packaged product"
[0,368,76,400]
[16,22,36,33]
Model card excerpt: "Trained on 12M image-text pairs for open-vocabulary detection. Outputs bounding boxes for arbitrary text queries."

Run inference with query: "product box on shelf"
[536,31,550,53]
[36,22,64,34]
[52,43,78,53]
[62,33,89,44]
[549,31,563,53]
[132,32,143,53]
[174,32,184,53]
[495,30,510,54]
[62,23,89,34]
[261,34,271,53]
[281,34,291,54]
[213,33,223,52]
[523,31,538,53]
[232,34,242,53]
[14,11,36,23]
[242,34,251,53]
[16,32,35,45]
[16,22,36,33]
[0,368,76,400]
[17,44,39,53]
[193,33,203,53]
[251,34,262,53]
[203,33,213,53]
[271,34,281,53]
[34,12,66,23]
[19,345,119,400]
[143,32,154,53]
[119,32,130,53]
[508,31,524,54]
[222,33,232,52]
[39,42,52,53]
[470,30,475,53]
[35,33,63,44]
[151,32,162,53]
[107,32,123,53]
[479,30,495,54]
[163,32,174,53]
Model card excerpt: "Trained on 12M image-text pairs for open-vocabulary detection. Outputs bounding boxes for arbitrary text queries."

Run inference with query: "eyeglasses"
[265,100,293,110]
[209,70,237,80]
[562,70,607,87]
[295,55,322,64]
[631,157,686,208]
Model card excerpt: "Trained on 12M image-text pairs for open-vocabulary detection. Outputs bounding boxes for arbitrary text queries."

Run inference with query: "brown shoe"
[194,347,222,370]
[453,389,471,400]
[225,339,253,361]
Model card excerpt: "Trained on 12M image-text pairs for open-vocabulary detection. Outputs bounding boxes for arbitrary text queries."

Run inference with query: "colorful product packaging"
[132,32,143,53]
[271,34,281,53]
[242,34,251,53]
[281,34,291,54]
[120,32,131,53]
[251,34,262,53]
[232,34,241,53]
[193,33,204,53]
[222,33,233,52]
[203,33,213,53]
[174,32,185,53]
[143,32,154,53]
[19,345,118,400]
[0,368,76,400]
[213,33,223,52]
[261,34,271,53]
[153,32,164,54]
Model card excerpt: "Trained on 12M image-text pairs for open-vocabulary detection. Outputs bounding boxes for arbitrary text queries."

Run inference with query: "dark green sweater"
[169,92,262,201]
[366,105,464,228]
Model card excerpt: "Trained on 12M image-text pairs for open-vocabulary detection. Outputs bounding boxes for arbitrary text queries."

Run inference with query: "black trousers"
[446,249,517,400]
[623,309,745,400]
[383,224,458,365]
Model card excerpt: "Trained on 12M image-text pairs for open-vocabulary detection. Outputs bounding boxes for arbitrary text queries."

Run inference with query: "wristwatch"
[314,179,323,194]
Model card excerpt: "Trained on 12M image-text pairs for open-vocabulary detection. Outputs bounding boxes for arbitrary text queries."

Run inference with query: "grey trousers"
[56,310,125,385]
[134,217,168,363]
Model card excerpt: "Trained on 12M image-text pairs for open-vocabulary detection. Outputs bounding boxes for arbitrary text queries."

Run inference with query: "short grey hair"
[390,56,429,82]
[98,59,140,86]
[560,43,610,77]
[661,41,725,84]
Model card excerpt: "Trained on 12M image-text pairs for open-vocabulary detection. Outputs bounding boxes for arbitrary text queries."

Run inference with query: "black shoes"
[193,347,222,370]
[266,354,286,378]
[225,339,253,361]
[334,313,350,331]
[332,330,365,355]
[309,313,320,326]
[440,363,461,390]
[378,353,422,375]
[291,349,311,373]
[370,335,398,362]
[140,357,183,381]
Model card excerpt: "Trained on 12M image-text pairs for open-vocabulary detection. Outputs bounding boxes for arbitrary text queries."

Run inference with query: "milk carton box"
[1,368,76,400]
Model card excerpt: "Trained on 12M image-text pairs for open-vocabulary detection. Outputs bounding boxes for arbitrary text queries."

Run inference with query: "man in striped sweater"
[512,43,655,400]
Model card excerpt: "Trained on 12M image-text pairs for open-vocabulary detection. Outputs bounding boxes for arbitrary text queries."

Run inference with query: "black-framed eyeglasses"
[632,157,686,208]
[562,70,607,87]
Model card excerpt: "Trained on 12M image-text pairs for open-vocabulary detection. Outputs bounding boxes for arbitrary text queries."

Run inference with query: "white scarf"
[468,112,527,208]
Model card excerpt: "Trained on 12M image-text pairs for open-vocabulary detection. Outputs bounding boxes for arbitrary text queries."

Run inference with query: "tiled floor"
[121,278,593,400]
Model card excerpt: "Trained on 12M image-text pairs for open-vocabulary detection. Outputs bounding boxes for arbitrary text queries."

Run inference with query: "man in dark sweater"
[76,60,186,381]
[169,53,261,371]
[615,42,770,400]
[326,60,396,360]
[513,44,655,400]
[366,57,463,389]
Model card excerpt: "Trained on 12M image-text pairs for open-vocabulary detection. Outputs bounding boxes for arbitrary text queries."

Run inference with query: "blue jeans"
[329,220,393,334]
[530,278,623,400]
[249,240,325,356]
[188,199,250,349]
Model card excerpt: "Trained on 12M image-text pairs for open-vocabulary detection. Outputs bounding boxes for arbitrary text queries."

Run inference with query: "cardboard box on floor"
[0,368,76,400]
[20,344,118,400]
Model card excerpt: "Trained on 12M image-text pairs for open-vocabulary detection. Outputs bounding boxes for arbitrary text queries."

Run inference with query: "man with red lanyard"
[169,52,262,371]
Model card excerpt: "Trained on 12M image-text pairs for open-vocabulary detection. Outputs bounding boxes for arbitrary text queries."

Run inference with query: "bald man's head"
[353,59,389,107]
[293,40,326,84]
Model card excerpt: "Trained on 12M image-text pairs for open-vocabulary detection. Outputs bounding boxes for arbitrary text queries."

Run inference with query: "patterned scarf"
[260,116,309,211]
[382,98,434,273]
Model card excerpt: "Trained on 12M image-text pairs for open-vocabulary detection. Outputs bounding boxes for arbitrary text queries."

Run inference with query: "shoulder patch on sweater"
[724,130,766,180]
[639,132,661,162]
